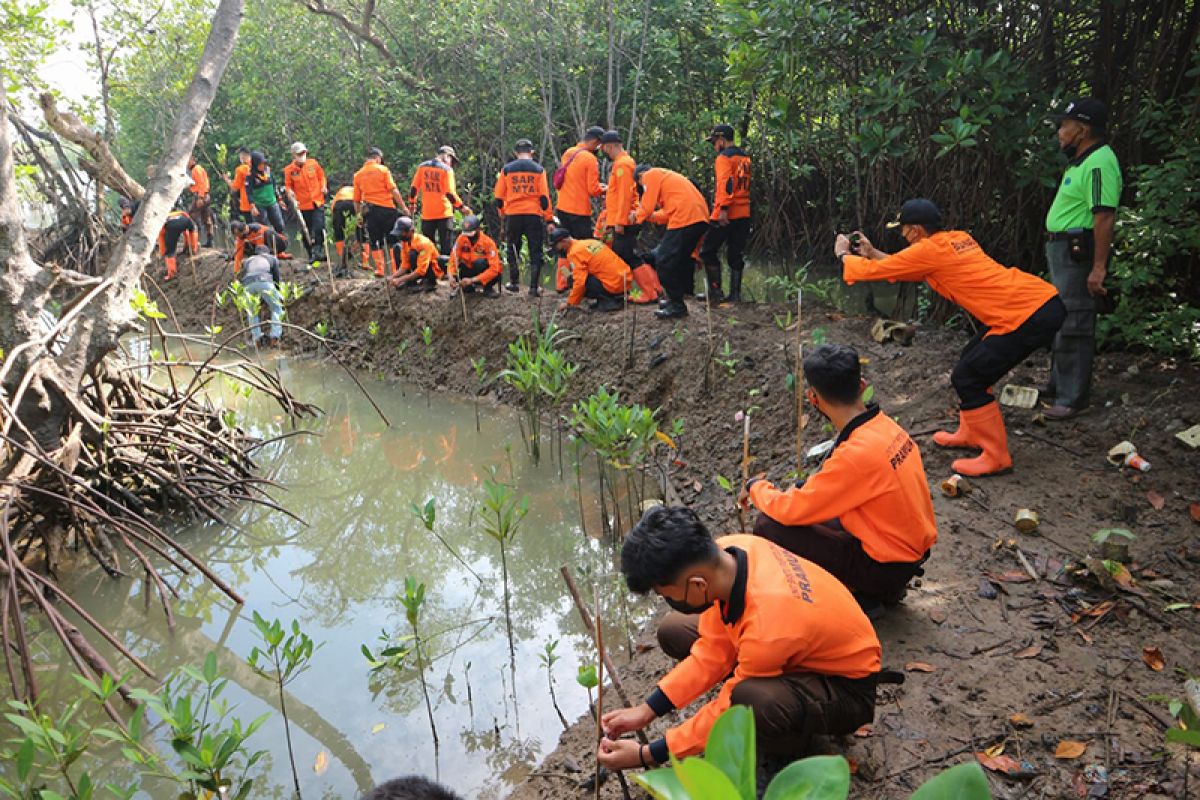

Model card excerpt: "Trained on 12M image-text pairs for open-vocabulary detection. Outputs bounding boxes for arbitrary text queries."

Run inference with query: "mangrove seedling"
[247,613,319,799]
[314,320,329,337]
[539,639,570,730]
[498,311,577,464]
[421,324,434,355]
[480,472,530,665]
[409,497,483,582]
[576,662,599,721]
[368,320,380,337]
[401,576,440,751]
[716,340,738,377]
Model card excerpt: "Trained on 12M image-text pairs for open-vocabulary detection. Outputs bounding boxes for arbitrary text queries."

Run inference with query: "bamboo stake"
[560,566,648,745]
[795,288,805,471]
[457,271,469,323]
[738,411,751,531]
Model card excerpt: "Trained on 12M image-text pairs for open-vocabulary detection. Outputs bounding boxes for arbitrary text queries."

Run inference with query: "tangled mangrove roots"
[0,348,318,714]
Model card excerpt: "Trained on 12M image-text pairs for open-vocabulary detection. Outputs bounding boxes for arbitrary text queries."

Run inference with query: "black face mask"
[663,582,713,615]
[1060,142,1078,159]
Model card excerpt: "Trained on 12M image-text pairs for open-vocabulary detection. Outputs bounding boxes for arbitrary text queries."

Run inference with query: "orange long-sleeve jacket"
[605,152,637,229]
[565,239,631,306]
[748,408,937,564]
[635,168,709,229]
[233,224,287,270]
[398,233,441,277]
[448,232,502,285]
[494,158,552,219]
[353,161,398,208]
[648,534,881,758]
[230,163,251,211]
[409,160,463,220]
[190,164,210,197]
[284,158,327,210]
[843,231,1059,337]
[332,186,355,204]
[711,146,751,220]
[555,143,602,216]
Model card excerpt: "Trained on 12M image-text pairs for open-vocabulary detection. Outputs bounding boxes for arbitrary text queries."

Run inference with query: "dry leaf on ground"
[1141,645,1165,671]
[1146,490,1165,510]
[929,608,947,624]
[1055,740,1088,759]
[1014,644,1043,659]
[1190,502,1200,523]
[1009,713,1034,728]
[853,724,874,737]
[905,661,937,673]
[976,751,1032,776]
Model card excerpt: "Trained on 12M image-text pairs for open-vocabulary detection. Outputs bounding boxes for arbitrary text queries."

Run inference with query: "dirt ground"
[154,252,1200,799]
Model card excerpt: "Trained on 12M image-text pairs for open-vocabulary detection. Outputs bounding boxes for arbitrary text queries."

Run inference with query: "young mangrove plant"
[498,310,577,464]
[480,471,530,666]
[538,638,570,730]
[576,661,599,722]
[247,613,319,799]
[410,497,483,582]
[400,576,440,753]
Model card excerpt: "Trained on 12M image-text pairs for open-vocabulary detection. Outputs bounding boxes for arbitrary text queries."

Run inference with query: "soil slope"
[153,254,1200,799]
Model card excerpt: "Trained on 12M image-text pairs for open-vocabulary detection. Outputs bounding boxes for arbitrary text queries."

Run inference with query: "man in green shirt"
[1043,97,1122,419]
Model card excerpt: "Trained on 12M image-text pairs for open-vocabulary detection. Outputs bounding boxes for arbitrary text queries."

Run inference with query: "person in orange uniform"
[599,130,640,270]
[187,156,214,247]
[634,165,710,319]
[354,147,410,277]
[158,209,198,281]
[838,199,1065,476]
[738,343,936,616]
[283,142,328,266]
[494,138,554,295]
[554,126,606,235]
[596,506,882,770]
[409,145,471,256]
[448,215,502,296]
[223,147,253,222]
[389,216,442,290]
[118,197,137,229]
[700,124,752,302]
[329,185,367,273]
[229,220,290,271]
[550,228,631,312]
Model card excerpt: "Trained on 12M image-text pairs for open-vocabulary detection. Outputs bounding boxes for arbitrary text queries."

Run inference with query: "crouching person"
[237,245,283,347]
[597,506,882,770]
[551,228,630,312]
[738,343,937,617]
[448,215,501,296]
[389,216,443,291]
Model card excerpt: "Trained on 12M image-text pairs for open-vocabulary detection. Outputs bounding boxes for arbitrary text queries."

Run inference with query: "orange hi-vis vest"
[605,152,637,229]
[555,143,602,216]
[565,239,632,307]
[651,534,882,757]
[749,408,937,563]
[842,230,1059,337]
[711,146,751,220]
[635,168,709,229]
[494,158,553,219]
[409,160,462,220]
[353,161,398,208]
[284,158,327,210]
[230,163,251,211]
[449,232,502,284]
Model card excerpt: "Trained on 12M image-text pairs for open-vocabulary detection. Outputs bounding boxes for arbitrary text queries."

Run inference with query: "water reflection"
[16,356,652,798]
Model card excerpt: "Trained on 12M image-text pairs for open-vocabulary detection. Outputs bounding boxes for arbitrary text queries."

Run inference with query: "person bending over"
[448,214,502,296]
[597,506,881,771]
[738,343,936,616]
[389,216,443,291]
[550,228,630,312]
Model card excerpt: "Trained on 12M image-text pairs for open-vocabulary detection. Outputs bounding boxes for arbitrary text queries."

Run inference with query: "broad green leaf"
[635,767,690,800]
[674,757,743,799]
[762,755,850,800]
[703,705,756,800]
[910,762,992,799]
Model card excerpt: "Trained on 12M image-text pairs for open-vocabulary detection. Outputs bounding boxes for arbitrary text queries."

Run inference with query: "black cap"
[462,214,481,234]
[600,130,622,145]
[1056,97,1107,129]
[886,198,942,229]
[584,126,606,141]
[367,146,383,159]
[705,123,735,143]
[549,227,572,245]
[634,163,653,180]
[392,216,415,235]
[514,138,535,153]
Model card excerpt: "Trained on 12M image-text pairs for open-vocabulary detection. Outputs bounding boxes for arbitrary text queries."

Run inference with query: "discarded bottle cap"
[999,384,1039,409]
[1107,440,1136,465]
[940,474,972,497]
[1014,508,1040,533]
[1123,451,1151,472]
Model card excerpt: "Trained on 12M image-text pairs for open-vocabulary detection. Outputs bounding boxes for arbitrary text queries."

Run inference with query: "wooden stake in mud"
[795,288,805,471]
[457,268,469,323]
[321,234,337,298]
[594,585,604,800]
[738,410,751,531]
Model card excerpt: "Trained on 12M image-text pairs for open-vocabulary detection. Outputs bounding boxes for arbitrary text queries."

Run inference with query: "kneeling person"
[390,216,443,291]
[739,343,936,614]
[551,228,630,312]
[448,215,501,295]
[598,506,881,770]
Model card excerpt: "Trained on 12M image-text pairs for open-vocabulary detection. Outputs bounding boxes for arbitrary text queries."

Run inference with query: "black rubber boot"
[727,269,743,303]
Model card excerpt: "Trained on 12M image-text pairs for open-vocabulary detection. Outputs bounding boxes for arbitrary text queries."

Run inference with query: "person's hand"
[462,206,473,216]
[599,182,608,192]
[557,300,570,312]
[627,211,637,225]
[597,738,643,771]
[834,233,851,257]
[1087,265,1108,297]
[615,224,625,235]
[852,230,878,259]
[718,208,730,227]
[737,472,766,512]
[250,205,259,216]
[448,276,460,290]
[602,703,655,738]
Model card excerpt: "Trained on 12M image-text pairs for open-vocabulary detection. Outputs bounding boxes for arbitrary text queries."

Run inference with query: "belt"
[1045,230,1091,242]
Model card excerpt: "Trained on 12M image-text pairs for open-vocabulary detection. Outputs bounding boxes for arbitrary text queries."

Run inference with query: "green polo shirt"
[1045,143,1121,232]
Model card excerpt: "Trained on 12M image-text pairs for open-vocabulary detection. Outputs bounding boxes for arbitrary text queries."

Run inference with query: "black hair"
[229,220,247,234]
[236,146,250,155]
[361,776,461,800]
[248,151,270,191]
[620,506,719,594]
[803,343,862,404]
[634,163,652,180]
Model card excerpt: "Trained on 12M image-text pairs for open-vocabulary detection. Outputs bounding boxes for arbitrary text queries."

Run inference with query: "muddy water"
[32,356,652,798]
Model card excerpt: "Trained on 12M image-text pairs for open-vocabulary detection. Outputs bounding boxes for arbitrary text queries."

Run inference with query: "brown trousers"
[753,515,926,601]
[657,612,876,755]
